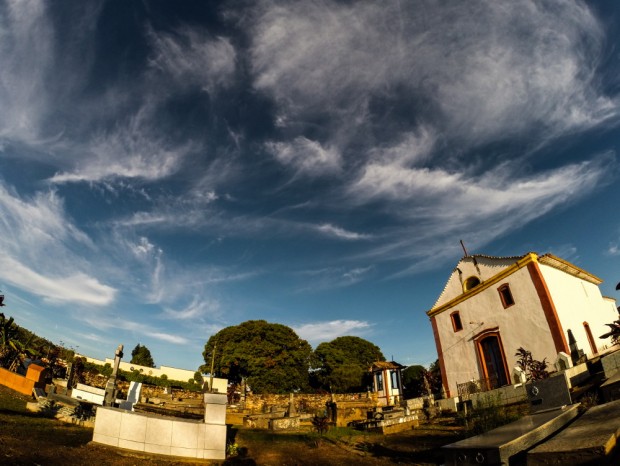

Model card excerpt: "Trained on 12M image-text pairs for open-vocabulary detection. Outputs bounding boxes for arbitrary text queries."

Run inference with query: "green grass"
[0,386,93,448]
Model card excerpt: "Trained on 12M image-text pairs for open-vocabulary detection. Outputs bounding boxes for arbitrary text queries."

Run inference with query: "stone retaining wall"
[239,391,377,414]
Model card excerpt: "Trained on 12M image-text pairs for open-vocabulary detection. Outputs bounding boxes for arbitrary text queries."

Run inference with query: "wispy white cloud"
[293,320,372,344]
[315,224,370,240]
[546,244,579,263]
[50,107,195,184]
[148,26,236,92]
[297,266,373,291]
[81,333,106,343]
[606,243,620,256]
[0,256,115,305]
[250,0,616,149]
[78,312,189,345]
[0,0,55,144]
[162,296,220,320]
[0,181,116,305]
[150,332,189,344]
[131,236,161,259]
[360,154,616,274]
[266,137,342,176]
[243,0,620,271]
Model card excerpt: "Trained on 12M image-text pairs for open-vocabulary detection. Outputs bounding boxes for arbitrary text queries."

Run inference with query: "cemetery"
[2,341,620,464]
[1,267,620,464]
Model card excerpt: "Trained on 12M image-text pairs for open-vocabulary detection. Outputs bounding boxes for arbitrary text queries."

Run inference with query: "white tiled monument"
[92,392,228,460]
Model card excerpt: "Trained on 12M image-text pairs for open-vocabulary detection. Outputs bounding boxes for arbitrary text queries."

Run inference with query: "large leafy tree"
[402,361,443,398]
[401,364,427,399]
[202,320,312,394]
[130,343,155,368]
[312,336,385,393]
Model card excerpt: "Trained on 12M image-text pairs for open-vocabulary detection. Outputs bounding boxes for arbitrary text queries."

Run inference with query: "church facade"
[427,252,617,398]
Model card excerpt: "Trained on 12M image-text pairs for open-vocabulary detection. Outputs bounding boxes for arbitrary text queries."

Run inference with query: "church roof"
[370,360,404,371]
[427,252,602,317]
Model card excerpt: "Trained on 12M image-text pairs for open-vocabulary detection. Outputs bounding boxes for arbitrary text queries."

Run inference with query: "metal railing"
[457,376,498,399]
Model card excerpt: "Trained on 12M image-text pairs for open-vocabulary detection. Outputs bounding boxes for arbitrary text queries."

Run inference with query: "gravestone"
[118,381,142,411]
[103,344,123,406]
[64,362,75,395]
[286,392,297,417]
[525,374,572,413]
[554,352,572,371]
[512,366,526,385]
[567,329,585,365]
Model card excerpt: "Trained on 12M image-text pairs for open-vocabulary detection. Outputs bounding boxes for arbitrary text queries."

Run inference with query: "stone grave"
[442,404,579,466]
[600,370,620,403]
[71,382,105,405]
[118,381,142,411]
[442,374,578,466]
[525,373,572,413]
[528,399,620,465]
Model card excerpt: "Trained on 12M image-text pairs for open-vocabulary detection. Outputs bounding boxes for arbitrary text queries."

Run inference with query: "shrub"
[515,347,549,381]
[311,415,330,436]
[458,394,524,436]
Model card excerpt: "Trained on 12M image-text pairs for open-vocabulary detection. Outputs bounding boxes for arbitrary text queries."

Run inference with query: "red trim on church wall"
[527,261,569,353]
[430,315,450,398]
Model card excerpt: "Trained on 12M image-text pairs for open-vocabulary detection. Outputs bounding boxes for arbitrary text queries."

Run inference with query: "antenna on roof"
[459,240,469,257]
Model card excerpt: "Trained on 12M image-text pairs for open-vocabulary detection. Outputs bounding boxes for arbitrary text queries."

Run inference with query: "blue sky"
[1,0,619,373]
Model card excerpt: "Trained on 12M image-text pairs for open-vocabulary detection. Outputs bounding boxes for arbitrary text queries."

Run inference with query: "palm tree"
[600,319,620,346]
[0,313,18,367]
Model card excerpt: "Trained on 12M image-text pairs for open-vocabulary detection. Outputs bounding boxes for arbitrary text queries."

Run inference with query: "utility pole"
[209,343,217,393]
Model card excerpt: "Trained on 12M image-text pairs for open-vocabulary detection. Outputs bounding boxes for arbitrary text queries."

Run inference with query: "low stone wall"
[468,383,527,409]
[330,399,378,427]
[240,391,377,414]
[367,414,419,434]
[80,374,204,401]
[404,395,433,411]
[435,397,459,412]
[270,416,300,431]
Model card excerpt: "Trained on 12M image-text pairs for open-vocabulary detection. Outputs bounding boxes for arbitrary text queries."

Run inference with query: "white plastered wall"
[436,264,557,397]
[539,264,618,356]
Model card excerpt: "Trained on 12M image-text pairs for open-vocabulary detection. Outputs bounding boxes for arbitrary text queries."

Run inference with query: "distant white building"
[81,356,228,394]
[370,360,404,406]
[427,252,618,398]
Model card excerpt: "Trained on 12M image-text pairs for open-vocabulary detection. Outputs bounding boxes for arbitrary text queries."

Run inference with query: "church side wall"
[539,265,618,356]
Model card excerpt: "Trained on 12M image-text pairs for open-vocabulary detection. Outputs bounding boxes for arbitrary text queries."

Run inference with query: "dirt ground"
[0,385,463,465]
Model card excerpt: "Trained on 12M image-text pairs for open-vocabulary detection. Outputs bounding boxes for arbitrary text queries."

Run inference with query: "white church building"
[427,252,618,398]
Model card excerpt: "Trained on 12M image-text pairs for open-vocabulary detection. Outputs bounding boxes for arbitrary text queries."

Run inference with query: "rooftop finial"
[460,239,469,257]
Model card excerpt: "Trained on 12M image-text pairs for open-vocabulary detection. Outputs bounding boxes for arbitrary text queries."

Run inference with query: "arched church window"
[463,276,481,292]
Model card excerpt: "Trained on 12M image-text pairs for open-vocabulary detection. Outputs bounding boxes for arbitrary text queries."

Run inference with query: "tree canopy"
[312,336,385,393]
[401,364,427,398]
[130,343,155,368]
[402,360,442,398]
[202,320,313,394]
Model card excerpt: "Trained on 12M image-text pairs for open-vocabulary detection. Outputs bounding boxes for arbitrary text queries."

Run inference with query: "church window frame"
[451,311,463,332]
[498,283,515,308]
